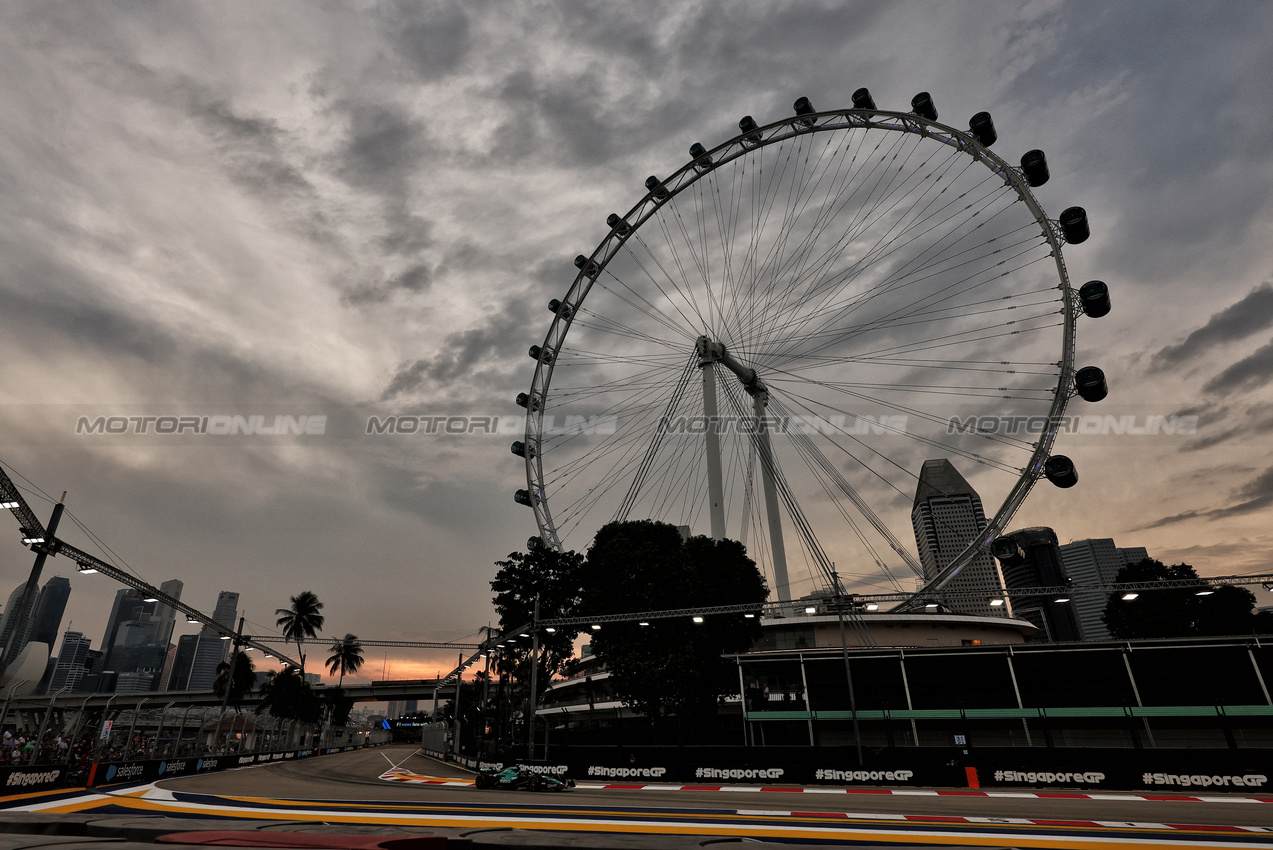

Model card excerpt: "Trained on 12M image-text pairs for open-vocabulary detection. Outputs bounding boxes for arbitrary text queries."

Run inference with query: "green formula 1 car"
[473,764,575,791]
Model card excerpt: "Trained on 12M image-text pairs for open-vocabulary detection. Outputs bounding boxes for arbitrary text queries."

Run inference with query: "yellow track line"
[37,792,1272,850]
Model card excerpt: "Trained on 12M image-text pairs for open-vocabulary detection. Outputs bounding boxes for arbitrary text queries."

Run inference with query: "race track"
[10,744,1273,848]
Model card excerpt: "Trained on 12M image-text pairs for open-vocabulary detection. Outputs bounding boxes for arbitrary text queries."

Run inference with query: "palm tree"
[325,634,364,687]
[213,652,256,712]
[275,591,324,674]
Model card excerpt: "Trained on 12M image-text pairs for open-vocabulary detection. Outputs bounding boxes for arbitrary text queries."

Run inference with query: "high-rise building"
[100,589,148,669]
[911,458,1006,617]
[994,527,1082,642]
[154,579,183,649]
[0,582,30,658]
[49,630,93,692]
[1058,538,1152,640]
[162,634,199,691]
[30,576,71,649]
[188,591,239,690]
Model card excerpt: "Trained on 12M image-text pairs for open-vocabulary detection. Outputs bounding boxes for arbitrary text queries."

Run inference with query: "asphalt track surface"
[13,744,1273,848]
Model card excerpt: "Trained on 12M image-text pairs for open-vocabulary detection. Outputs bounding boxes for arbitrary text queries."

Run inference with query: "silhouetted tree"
[491,548,584,682]
[326,634,364,686]
[580,520,767,720]
[1104,559,1273,638]
[213,652,255,712]
[276,591,325,674]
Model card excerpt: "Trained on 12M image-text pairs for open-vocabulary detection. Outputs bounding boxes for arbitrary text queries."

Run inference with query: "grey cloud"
[376,0,471,81]
[1203,336,1273,395]
[381,306,528,400]
[1153,283,1273,370]
[1138,467,1273,529]
[337,102,427,191]
[343,264,434,306]
[1006,3,1273,277]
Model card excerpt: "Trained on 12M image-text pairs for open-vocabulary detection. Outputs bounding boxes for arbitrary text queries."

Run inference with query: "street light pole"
[526,595,541,761]
[832,567,864,766]
[212,616,245,754]
[0,494,66,681]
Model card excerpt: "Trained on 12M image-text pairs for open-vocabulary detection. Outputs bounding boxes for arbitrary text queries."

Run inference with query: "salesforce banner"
[88,744,371,787]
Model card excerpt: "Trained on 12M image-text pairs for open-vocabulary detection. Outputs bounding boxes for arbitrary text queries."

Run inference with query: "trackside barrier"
[84,742,389,788]
[0,765,69,794]
[526,745,1273,791]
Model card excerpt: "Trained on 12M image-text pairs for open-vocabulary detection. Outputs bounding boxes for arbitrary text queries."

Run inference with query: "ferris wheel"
[513,90,1109,607]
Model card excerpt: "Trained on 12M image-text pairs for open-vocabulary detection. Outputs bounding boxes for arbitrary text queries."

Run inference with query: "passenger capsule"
[574,255,599,277]
[1020,149,1049,187]
[548,298,561,314]
[514,489,534,506]
[606,213,631,236]
[911,91,938,121]
[738,115,761,143]
[969,111,997,147]
[851,87,876,110]
[794,96,816,126]
[645,175,669,201]
[528,345,553,364]
[1074,366,1108,402]
[689,142,712,169]
[511,440,535,458]
[527,536,544,552]
[1044,455,1078,488]
[1078,280,1111,318]
[515,392,530,408]
[991,536,1026,567]
[1059,207,1090,244]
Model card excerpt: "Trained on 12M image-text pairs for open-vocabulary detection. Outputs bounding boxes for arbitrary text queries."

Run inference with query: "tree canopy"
[256,667,322,723]
[491,547,584,680]
[580,520,767,719]
[213,651,255,712]
[1103,559,1273,638]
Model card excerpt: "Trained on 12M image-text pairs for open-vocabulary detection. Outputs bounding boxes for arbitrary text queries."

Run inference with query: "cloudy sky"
[2,1,1272,684]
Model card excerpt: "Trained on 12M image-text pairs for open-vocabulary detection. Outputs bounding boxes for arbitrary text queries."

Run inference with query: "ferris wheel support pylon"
[696,335,792,603]
[698,342,727,542]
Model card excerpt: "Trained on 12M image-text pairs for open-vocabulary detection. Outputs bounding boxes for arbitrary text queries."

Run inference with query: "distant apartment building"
[911,458,1006,617]
[1059,538,1153,640]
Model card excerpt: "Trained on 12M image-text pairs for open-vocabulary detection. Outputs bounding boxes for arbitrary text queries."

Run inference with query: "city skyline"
[2,2,1272,680]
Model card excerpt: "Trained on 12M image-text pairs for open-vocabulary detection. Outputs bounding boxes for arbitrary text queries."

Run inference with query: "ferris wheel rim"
[521,105,1080,601]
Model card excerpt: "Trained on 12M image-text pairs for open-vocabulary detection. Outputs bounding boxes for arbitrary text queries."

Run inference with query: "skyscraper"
[49,630,93,692]
[188,591,239,690]
[994,527,1082,642]
[1058,538,1153,640]
[100,589,148,669]
[154,579,184,649]
[0,582,30,658]
[161,633,199,691]
[30,576,72,649]
[911,458,1006,618]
